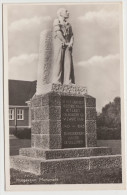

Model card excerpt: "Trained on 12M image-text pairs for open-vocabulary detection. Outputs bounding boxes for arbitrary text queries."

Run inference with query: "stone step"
[19,147,112,160]
[10,154,122,176]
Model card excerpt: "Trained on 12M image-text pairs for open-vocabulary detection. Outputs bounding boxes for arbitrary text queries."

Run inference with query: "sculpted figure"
[52,8,75,84]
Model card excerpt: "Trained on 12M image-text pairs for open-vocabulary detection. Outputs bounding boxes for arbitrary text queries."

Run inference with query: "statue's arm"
[53,19,66,44]
[69,35,74,47]
[68,25,74,48]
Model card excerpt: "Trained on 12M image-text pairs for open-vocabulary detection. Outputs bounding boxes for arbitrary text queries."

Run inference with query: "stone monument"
[11,8,121,183]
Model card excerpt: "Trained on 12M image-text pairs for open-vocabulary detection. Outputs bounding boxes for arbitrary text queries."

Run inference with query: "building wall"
[9,106,29,128]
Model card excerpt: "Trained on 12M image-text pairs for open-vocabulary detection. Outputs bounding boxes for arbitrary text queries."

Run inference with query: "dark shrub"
[13,128,31,139]
[97,127,121,140]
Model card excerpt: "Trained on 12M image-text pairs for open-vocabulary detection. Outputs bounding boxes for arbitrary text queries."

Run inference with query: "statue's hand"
[68,42,73,48]
[62,41,68,49]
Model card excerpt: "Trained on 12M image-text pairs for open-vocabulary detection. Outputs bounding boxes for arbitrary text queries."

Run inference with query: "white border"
[0,0,127,194]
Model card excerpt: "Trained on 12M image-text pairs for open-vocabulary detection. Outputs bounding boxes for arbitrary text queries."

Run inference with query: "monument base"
[10,147,121,176]
[10,84,122,182]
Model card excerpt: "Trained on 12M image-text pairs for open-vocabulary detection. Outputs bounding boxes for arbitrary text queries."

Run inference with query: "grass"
[10,168,122,185]
[10,139,121,156]
[10,138,31,156]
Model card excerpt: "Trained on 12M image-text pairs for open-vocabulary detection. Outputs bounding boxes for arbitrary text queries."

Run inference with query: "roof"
[9,80,36,106]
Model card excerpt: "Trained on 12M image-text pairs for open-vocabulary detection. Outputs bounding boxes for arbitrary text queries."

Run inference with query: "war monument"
[10,8,121,183]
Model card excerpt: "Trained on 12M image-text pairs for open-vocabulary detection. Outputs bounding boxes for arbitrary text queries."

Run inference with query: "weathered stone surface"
[86,107,96,120]
[10,155,122,176]
[32,97,42,107]
[86,133,97,147]
[49,106,61,120]
[10,156,42,175]
[90,155,122,169]
[31,121,42,134]
[36,83,87,96]
[20,147,112,159]
[49,134,62,149]
[31,134,61,149]
[31,109,35,121]
[31,134,49,149]
[40,120,49,134]
[33,106,61,121]
[85,97,96,107]
[86,120,96,134]
[36,30,53,95]
[89,147,112,156]
[34,107,49,120]
[49,120,61,134]
[49,94,61,106]
[20,148,45,158]
[41,94,49,106]
[32,120,61,135]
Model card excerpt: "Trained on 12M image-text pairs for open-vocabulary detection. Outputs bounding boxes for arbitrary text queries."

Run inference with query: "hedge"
[10,128,31,139]
[97,127,121,140]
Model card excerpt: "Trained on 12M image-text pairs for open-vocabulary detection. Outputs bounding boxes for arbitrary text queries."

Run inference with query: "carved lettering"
[61,96,85,148]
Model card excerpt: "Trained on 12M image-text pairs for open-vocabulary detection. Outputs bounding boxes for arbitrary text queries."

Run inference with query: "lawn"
[10,138,121,156]
[10,167,122,185]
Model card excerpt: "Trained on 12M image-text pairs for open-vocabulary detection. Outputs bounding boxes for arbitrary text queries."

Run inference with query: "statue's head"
[57,8,69,19]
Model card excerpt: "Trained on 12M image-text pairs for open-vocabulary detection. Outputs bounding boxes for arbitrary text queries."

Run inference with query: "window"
[17,109,24,120]
[9,109,14,120]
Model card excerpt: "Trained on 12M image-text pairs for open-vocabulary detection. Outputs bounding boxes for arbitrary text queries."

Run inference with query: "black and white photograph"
[3,2,126,190]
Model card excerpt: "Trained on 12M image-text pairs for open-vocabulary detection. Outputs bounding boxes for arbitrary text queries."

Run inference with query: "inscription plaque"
[61,96,85,148]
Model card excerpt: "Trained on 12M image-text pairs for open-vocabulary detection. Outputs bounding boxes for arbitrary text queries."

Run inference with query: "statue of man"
[52,8,75,85]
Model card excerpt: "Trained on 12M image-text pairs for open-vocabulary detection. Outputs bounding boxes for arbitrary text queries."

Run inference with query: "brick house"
[9,80,36,132]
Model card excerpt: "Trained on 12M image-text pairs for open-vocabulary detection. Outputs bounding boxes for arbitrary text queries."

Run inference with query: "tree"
[97,97,121,129]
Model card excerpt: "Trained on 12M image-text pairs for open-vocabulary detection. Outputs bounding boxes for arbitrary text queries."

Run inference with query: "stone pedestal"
[10,84,121,181]
[31,84,96,149]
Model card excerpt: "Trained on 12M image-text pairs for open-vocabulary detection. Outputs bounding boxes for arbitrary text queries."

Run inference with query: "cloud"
[9,53,38,81]
[9,16,52,32]
[78,10,119,29]
[8,16,52,59]
[75,54,120,111]
[78,54,120,67]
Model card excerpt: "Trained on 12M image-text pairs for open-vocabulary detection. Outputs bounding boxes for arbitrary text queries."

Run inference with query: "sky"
[7,3,122,111]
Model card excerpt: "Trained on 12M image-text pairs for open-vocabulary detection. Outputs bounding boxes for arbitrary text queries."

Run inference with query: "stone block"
[85,97,96,107]
[20,148,45,158]
[86,120,96,134]
[49,134,62,149]
[40,158,90,177]
[45,148,90,159]
[40,120,49,134]
[31,134,62,149]
[31,109,35,121]
[49,94,61,106]
[86,133,97,147]
[10,156,42,175]
[10,155,122,176]
[40,83,87,96]
[19,147,112,159]
[89,147,112,156]
[31,134,49,149]
[86,107,96,120]
[34,107,49,120]
[41,94,49,106]
[49,106,61,120]
[31,120,42,134]
[49,120,61,134]
[32,120,61,135]
[90,155,122,169]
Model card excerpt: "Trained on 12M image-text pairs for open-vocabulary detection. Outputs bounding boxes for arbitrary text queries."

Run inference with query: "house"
[9,80,36,133]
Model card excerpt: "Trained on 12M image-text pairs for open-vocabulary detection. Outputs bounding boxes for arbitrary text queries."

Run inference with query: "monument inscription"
[61,96,85,148]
